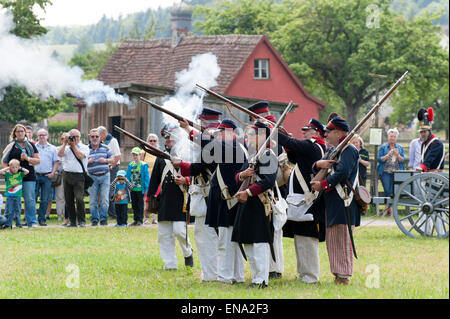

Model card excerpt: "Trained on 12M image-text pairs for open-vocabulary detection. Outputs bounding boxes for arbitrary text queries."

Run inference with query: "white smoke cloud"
[0,11,129,105]
[160,52,221,161]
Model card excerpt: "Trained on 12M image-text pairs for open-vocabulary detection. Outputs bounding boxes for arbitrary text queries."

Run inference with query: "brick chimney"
[171,3,192,48]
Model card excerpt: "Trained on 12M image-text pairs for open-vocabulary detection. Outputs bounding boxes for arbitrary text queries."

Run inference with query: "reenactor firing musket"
[236,101,294,194]
[312,71,409,184]
[139,97,207,134]
[196,84,288,130]
[113,125,172,160]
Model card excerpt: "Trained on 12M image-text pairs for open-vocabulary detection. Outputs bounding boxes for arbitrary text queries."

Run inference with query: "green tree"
[0,86,60,123]
[0,0,51,38]
[69,40,119,80]
[0,0,69,124]
[195,0,448,129]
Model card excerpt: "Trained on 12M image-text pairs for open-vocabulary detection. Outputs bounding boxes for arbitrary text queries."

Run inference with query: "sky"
[35,0,179,26]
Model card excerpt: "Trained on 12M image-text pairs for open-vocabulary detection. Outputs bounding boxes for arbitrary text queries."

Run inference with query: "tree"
[0,0,68,124]
[0,0,51,38]
[195,0,448,128]
[69,40,119,80]
[272,0,448,128]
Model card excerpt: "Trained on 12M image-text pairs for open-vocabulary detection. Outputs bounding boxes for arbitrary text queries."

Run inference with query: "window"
[254,59,270,79]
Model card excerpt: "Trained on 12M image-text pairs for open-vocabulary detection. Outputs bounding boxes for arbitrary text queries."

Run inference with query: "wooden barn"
[79,7,326,161]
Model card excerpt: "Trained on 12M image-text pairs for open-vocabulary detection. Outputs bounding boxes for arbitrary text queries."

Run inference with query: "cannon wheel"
[393,172,449,238]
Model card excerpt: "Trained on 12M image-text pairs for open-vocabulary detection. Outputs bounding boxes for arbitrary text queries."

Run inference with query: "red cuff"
[235,172,243,185]
[248,184,263,196]
[185,176,191,186]
[179,161,191,177]
[419,163,428,172]
[189,129,199,141]
[155,184,161,197]
[284,147,291,153]
[321,179,331,192]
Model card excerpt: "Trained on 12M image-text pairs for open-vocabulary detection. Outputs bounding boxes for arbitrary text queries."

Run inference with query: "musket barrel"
[113,125,171,160]
[139,97,206,133]
[195,84,277,127]
[312,71,408,182]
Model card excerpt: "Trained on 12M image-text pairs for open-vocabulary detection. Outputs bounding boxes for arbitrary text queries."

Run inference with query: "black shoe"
[66,224,77,228]
[100,220,108,226]
[91,221,98,226]
[129,221,142,226]
[39,222,47,226]
[79,222,86,227]
[269,272,282,279]
[249,281,268,289]
[184,254,194,267]
[16,225,23,228]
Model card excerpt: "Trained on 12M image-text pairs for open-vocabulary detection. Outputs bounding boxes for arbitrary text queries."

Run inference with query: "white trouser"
[294,235,320,283]
[245,243,270,284]
[55,179,65,218]
[194,216,218,281]
[269,228,284,273]
[158,221,193,269]
[217,226,245,283]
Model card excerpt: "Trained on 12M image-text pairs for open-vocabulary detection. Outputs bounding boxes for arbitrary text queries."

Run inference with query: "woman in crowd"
[2,124,41,227]
[351,134,370,187]
[376,128,404,217]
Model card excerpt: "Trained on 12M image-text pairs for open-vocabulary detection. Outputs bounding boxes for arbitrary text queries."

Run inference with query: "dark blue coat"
[420,135,445,171]
[317,145,361,228]
[198,136,248,228]
[278,132,327,241]
[232,150,277,244]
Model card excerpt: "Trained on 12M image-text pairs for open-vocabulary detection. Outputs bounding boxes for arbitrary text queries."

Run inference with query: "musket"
[236,101,294,194]
[196,84,278,127]
[139,97,207,133]
[113,125,171,160]
[312,71,409,183]
[311,71,408,259]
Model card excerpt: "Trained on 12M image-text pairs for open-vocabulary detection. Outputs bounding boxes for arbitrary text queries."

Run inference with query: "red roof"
[98,35,264,93]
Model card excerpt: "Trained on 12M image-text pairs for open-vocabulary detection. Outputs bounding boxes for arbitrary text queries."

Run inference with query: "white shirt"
[62,143,90,173]
[106,137,121,164]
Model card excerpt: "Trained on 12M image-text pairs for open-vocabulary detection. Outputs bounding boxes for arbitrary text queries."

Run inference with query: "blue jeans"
[380,172,393,203]
[23,181,37,226]
[35,175,53,224]
[5,196,22,227]
[88,173,110,223]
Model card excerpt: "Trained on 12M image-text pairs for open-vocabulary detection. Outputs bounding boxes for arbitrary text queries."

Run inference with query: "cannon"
[372,170,449,238]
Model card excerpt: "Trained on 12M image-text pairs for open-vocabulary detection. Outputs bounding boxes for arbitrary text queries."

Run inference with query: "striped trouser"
[326,224,354,279]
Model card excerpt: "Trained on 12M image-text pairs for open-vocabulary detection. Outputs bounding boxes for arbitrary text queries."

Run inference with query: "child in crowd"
[110,170,133,227]
[126,147,149,226]
[0,159,29,228]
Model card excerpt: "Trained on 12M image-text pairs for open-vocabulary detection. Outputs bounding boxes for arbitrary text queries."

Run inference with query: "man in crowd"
[87,128,114,226]
[98,126,121,219]
[34,129,59,226]
[57,129,90,227]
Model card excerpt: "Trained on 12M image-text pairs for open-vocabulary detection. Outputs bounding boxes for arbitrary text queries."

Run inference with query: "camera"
[68,136,76,142]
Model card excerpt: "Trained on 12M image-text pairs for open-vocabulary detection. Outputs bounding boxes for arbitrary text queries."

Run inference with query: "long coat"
[420,135,445,171]
[278,132,326,241]
[316,144,361,228]
[232,150,278,244]
[196,136,248,228]
[147,158,187,222]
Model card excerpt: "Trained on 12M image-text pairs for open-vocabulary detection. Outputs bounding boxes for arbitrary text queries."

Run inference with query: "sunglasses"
[149,140,157,142]
[90,136,100,138]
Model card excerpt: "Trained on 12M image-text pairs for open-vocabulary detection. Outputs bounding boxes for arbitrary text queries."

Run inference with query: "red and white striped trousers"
[326,224,354,279]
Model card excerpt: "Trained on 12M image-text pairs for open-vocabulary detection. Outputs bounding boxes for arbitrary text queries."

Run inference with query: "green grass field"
[0,221,448,299]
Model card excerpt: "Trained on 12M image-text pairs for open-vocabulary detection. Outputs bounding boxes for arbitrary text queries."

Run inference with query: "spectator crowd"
[1,123,158,229]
